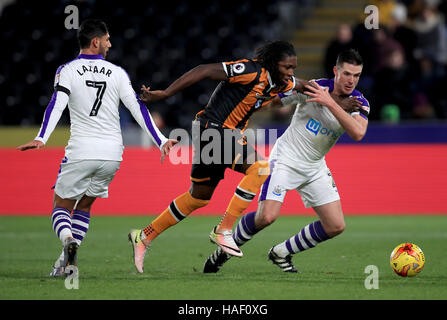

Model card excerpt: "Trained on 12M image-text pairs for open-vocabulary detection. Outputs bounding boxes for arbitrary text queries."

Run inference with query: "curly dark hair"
[254,40,296,86]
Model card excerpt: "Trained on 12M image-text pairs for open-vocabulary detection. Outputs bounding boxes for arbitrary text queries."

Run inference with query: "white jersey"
[35,54,167,161]
[271,78,370,170]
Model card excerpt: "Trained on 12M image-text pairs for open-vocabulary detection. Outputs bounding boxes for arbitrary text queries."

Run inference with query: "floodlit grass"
[0,215,446,300]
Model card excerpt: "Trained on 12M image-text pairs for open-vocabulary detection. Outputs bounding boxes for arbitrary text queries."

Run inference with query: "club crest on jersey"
[54,73,61,86]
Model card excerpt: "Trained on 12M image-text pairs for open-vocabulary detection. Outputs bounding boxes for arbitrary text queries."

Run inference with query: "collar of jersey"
[328,78,335,92]
[315,78,334,93]
[77,54,105,60]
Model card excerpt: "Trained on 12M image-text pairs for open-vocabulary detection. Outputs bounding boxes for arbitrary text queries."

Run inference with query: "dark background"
[1,0,446,134]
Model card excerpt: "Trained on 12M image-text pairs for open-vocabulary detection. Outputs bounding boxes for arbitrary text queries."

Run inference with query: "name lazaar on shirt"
[76,64,112,77]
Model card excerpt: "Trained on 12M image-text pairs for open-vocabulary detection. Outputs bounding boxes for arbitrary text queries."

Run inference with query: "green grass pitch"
[0,215,446,300]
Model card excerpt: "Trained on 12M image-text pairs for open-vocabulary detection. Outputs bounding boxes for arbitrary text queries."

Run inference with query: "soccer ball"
[390,243,425,277]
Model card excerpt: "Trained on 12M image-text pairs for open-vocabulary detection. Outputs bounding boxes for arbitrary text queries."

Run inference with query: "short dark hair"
[254,41,296,85]
[77,19,108,49]
[336,49,363,67]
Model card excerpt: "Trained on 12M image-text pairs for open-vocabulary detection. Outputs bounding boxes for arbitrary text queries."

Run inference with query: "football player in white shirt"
[203,49,369,273]
[17,19,177,276]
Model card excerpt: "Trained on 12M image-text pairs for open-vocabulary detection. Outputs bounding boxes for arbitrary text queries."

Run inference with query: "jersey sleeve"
[279,91,307,106]
[35,90,69,144]
[350,91,370,119]
[34,66,72,143]
[118,68,168,149]
[276,76,296,101]
[53,64,72,95]
[222,60,259,85]
[117,67,136,98]
[282,76,296,95]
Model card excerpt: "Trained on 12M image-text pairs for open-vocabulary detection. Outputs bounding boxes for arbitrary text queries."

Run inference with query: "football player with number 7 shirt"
[17,19,177,277]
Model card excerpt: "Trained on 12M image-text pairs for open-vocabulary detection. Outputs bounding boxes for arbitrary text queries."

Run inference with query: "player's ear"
[91,37,99,49]
[332,66,338,77]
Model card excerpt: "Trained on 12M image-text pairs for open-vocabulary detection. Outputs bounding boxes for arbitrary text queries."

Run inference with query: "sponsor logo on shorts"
[272,185,284,196]
[327,170,338,191]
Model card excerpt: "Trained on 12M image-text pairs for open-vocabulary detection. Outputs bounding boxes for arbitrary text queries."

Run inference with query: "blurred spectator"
[371,0,398,27]
[388,3,419,68]
[410,1,447,118]
[412,55,446,118]
[411,2,447,71]
[374,48,416,120]
[370,26,405,75]
[324,24,354,77]
[351,23,375,76]
[406,0,428,19]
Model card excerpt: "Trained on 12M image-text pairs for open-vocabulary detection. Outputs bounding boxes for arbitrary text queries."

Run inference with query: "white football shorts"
[259,160,340,208]
[54,157,121,200]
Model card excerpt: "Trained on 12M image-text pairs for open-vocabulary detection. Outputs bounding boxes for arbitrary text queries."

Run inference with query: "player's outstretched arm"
[139,63,228,103]
[17,140,45,151]
[17,87,69,151]
[118,66,180,161]
[294,78,313,94]
[268,78,309,108]
[122,93,179,163]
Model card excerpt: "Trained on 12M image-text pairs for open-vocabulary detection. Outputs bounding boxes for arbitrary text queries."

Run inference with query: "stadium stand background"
[0,0,304,134]
[1,0,446,135]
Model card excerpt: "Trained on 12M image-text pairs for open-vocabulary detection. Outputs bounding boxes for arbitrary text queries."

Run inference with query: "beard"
[270,69,287,87]
[270,71,282,87]
[99,45,108,58]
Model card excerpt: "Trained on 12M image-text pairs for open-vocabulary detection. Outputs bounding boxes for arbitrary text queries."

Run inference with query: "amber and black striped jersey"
[197,59,295,130]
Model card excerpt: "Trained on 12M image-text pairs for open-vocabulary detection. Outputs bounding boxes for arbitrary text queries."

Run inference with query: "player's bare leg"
[254,199,282,228]
[313,200,345,237]
[53,193,76,212]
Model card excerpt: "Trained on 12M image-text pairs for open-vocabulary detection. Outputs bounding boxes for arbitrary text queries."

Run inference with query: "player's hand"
[160,139,179,164]
[334,95,362,113]
[304,80,334,107]
[140,85,169,102]
[17,140,44,151]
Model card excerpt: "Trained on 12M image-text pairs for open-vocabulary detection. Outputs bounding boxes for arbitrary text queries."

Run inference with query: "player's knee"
[246,160,270,183]
[257,212,278,228]
[326,221,345,237]
[186,192,210,211]
[256,202,281,228]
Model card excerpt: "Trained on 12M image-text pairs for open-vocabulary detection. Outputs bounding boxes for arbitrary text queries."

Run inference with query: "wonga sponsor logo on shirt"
[305,118,342,140]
